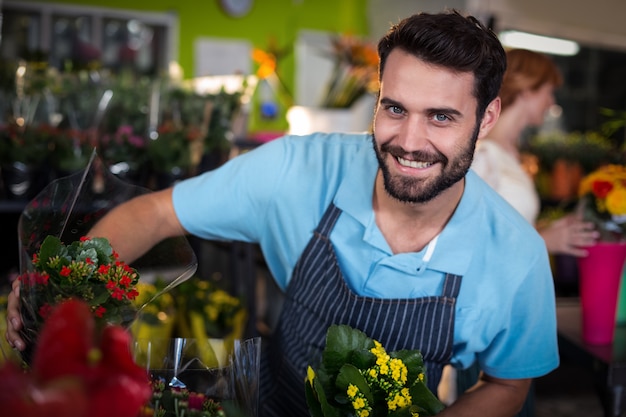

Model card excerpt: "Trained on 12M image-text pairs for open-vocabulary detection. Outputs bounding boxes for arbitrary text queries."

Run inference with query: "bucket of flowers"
[305,325,445,417]
[576,163,626,344]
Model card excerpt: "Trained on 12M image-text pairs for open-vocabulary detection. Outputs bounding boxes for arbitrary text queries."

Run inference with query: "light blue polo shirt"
[173,132,559,380]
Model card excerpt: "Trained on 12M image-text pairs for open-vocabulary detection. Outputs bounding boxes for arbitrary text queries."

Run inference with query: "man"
[6,10,558,417]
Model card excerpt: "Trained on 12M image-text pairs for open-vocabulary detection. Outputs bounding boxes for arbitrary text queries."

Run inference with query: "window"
[0,1,177,75]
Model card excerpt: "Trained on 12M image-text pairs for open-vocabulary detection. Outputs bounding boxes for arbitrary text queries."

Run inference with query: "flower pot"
[577,242,626,344]
[550,159,582,201]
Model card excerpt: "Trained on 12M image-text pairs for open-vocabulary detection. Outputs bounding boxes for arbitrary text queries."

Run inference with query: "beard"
[372,125,479,204]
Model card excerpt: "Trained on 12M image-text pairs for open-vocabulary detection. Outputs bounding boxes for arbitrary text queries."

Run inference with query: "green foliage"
[306,325,445,417]
[0,123,54,165]
[526,130,616,173]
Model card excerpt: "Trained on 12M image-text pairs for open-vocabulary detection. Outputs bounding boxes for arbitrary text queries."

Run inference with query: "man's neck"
[372,171,464,254]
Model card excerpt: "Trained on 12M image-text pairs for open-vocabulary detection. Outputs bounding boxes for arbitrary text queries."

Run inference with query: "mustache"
[379,142,448,165]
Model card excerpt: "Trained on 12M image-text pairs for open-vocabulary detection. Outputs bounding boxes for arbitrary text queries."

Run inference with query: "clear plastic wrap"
[17,150,198,362]
[133,337,261,417]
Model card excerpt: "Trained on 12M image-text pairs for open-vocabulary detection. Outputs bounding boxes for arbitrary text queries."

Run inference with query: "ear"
[477,97,501,140]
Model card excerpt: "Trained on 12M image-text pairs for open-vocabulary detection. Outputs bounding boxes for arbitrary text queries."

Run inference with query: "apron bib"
[260,203,462,417]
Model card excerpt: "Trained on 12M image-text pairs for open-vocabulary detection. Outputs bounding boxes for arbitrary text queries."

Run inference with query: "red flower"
[188,392,205,410]
[119,275,132,288]
[126,288,139,300]
[0,300,151,417]
[38,303,53,319]
[19,272,49,286]
[111,287,126,300]
[60,266,72,277]
[94,306,107,318]
[592,179,614,198]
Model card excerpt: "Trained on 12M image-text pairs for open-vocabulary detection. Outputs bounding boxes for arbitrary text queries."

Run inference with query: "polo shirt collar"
[334,146,482,277]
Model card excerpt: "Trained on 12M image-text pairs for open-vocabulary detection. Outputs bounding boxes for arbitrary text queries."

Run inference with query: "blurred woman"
[472,48,598,256]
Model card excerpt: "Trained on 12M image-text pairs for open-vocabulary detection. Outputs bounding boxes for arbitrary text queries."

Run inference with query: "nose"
[395,116,432,151]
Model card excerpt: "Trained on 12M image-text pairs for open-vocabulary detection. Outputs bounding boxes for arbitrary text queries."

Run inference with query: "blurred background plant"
[318,34,378,109]
[0,59,248,197]
[130,276,246,344]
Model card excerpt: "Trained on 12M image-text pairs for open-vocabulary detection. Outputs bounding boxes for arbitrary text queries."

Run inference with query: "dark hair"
[377,9,506,119]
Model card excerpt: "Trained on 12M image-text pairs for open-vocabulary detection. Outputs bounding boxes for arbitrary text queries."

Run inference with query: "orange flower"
[252,48,276,79]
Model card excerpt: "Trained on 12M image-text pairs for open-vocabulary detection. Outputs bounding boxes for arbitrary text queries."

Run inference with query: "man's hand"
[5,278,24,351]
[439,373,532,417]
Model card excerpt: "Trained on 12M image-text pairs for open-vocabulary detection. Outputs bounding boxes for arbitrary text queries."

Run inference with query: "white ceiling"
[368,0,626,52]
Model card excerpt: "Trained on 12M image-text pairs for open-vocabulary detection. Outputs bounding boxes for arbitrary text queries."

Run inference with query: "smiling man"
[6,9,558,417]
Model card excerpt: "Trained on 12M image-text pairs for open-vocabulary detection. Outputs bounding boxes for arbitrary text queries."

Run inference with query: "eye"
[385,105,404,115]
[433,113,450,122]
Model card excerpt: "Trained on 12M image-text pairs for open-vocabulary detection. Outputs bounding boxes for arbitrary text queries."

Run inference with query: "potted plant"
[0,122,56,200]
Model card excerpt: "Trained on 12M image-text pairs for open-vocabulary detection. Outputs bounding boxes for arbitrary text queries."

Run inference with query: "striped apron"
[260,203,462,417]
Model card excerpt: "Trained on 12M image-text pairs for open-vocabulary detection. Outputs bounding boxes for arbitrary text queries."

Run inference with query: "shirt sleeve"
[477,248,560,379]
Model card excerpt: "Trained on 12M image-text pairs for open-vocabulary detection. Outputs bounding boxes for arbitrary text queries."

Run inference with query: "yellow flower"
[389,357,408,383]
[606,187,626,216]
[307,366,316,386]
[347,384,358,398]
[353,397,366,409]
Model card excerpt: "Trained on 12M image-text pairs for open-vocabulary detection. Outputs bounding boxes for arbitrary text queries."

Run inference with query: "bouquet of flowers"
[305,325,444,417]
[577,164,626,241]
[16,151,198,363]
[18,235,140,358]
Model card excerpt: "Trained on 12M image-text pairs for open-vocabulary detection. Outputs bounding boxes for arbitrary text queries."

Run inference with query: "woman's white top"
[471,139,540,224]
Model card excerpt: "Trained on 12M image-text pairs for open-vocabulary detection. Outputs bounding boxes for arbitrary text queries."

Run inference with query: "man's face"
[372,49,496,204]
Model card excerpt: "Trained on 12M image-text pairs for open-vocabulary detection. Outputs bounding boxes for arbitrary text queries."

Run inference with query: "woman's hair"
[499,49,563,111]
[377,9,507,120]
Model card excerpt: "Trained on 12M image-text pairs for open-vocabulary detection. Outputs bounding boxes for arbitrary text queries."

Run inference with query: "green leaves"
[408,381,446,416]
[306,325,445,416]
[322,325,374,375]
[336,363,374,404]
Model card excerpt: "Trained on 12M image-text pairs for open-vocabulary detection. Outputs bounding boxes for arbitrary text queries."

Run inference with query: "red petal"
[32,300,95,382]
[89,374,151,417]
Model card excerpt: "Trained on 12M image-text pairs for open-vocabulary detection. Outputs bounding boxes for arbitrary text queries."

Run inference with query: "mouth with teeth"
[396,156,435,169]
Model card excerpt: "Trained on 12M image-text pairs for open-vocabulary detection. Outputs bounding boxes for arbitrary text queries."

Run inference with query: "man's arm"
[440,373,531,417]
[88,187,185,263]
[5,187,185,350]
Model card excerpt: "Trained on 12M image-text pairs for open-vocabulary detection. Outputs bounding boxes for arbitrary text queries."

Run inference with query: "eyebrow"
[380,97,464,118]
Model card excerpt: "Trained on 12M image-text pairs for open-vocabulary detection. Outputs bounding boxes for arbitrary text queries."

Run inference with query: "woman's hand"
[539,214,599,257]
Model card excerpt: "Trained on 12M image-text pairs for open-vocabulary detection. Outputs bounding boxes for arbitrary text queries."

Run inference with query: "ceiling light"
[499,30,580,56]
